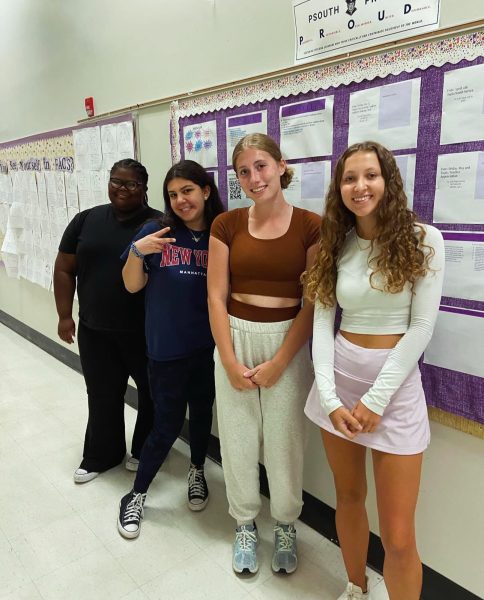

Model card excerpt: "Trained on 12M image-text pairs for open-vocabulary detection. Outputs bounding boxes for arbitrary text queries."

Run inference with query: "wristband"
[130,242,145,259]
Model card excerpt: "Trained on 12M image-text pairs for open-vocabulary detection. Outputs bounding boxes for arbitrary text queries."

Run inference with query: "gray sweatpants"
[215,315,314,524]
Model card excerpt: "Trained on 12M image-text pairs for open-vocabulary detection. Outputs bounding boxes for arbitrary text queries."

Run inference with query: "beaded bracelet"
[130,242,145,259]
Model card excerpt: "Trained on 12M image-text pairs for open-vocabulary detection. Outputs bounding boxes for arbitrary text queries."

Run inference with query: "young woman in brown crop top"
[208,133,320,575]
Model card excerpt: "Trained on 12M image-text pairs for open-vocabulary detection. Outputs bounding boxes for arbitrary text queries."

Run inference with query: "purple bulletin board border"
[177,57,484,425]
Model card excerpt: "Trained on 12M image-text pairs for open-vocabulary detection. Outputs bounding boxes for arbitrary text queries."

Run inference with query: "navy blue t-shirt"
[127,221,214,361]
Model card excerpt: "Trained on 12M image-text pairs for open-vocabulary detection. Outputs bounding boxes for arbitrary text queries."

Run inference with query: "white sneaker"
[73,468,99,483]
[337,579,369,599]
[125,456,140,472]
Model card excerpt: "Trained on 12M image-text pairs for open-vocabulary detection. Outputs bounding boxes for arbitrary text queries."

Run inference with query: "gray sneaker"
[271,523,297,574]
[232,523,259,574]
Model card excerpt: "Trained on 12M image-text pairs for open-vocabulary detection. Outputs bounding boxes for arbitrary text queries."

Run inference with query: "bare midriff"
[231,292,300,309]
[340,330,404,349]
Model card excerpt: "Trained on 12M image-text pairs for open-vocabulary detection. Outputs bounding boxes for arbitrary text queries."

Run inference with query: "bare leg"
[322,430,368,592]
[372,450,423,600]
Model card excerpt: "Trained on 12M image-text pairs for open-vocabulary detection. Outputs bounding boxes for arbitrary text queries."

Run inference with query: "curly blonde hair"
[304,141,434,307]
[232,133,294,189]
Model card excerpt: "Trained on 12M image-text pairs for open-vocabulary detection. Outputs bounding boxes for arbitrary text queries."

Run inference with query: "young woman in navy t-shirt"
[117,160,224,539]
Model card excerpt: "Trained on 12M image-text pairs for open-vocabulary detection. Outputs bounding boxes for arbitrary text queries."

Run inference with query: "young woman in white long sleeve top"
[304,141,444,600]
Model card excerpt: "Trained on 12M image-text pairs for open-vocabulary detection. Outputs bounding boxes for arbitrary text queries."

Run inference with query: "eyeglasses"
[109,177,143,192]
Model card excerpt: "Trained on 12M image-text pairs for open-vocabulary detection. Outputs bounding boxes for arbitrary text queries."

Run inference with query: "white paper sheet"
[76,171,94,211]
[36,172,49,215]
[55,172,67,208]
[1,252,19,278]
[23,201,33,232]
[26,172,38,205]
[117,121,135,159]
[440,64,484,145]
[227,170,250,210]
[8,202,25,229]
[1,226,20,254]
[423,307,484,379]
[183,120,218,168]
[284,161,331,215]
[12,171,27,204]
[73,127,103,171]
[441,232,484,302]
[101,123,118,170]
[90,171,106,206]
[226,111,267,165]
[44,171,58,208]
[40,218,52,240]
[42,261,53,290]
[0,203,9,234]
[64,172,79,209]
[0,173,13,205]
[433,152,484,224]
[348,79,421,150]
[394,153,416,210]
[280,97,333,159]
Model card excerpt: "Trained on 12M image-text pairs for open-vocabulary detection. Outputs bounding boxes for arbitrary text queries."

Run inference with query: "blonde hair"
[303,141,435,307]
[232,133,294,189]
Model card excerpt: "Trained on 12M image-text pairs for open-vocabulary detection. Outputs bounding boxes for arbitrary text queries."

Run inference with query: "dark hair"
[110,159,149,188]
[161,160,224,230]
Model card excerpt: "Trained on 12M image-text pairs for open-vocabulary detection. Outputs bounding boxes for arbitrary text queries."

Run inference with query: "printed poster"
[293,0,441,64]
[183,120,218,168]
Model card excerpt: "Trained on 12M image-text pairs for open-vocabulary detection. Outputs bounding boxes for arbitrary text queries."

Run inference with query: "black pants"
[77,322,153,472]
[134,348,215,494]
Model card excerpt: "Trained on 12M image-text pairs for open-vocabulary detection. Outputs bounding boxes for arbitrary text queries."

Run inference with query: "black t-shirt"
[59,203,161,332]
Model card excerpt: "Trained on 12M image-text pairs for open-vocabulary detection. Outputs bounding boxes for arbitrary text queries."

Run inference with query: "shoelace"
[188,467,205,497]
[123,492,145,523]
[235,527,258,551]
[274,525,296,551]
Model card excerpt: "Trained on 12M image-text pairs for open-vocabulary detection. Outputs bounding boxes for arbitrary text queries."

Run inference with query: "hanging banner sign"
[293,0,441,64]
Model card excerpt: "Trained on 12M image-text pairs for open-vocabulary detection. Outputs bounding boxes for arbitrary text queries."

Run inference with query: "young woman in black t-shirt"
[54,159,160,483]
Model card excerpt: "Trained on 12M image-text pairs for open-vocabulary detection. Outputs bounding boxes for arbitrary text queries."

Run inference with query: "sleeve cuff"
[322,397,344,416]
[360,395,386,417]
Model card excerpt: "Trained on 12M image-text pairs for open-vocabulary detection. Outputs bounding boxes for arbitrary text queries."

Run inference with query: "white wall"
[0,0,482,142]
[1,2,483,596]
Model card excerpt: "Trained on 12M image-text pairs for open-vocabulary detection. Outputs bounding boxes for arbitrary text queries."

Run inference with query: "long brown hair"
[304,141,434,307]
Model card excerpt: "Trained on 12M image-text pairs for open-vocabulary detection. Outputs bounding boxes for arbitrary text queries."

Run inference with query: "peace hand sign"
[133,227,176,256]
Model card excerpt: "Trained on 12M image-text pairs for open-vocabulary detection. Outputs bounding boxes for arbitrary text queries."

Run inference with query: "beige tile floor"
[0,323,389,600]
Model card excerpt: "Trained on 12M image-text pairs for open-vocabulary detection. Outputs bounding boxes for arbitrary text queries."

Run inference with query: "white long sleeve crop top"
[313,225,445,416]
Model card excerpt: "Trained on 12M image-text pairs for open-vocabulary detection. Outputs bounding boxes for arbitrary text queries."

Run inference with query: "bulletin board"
[0,114,137,290]
[171,31,484,435]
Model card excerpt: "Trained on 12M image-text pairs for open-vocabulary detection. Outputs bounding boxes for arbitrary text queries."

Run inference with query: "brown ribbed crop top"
[210,207,321,320]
